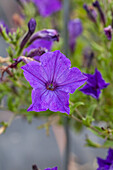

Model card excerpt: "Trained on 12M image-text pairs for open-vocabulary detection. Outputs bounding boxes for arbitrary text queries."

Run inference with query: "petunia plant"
[1,0,113,169]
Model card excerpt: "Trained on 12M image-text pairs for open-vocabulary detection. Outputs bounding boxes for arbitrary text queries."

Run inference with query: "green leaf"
[70,101,84,115]
[85,137,101,148]
[87,104,97,117]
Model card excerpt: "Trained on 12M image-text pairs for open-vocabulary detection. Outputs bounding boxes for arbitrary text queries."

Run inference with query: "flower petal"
[21,61,48,88]
[95,68,110,89]
[27,88,49,112]
[40,50,71,83]
[106,148,113,162]
[27,88,70,114]
[49,90,70,114]
[57,67,87,93]
[80,84,101,99]
[33,0,62,17]
[97,157,110,170]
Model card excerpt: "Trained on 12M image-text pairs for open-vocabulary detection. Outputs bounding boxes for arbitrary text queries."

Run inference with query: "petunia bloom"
[32,0,62,17]
[21,50,87,114]
[97,148,113,170]
[104,25,112,40]
[80,68,109,99]
[68,19,83,52]
[44,166,57,170]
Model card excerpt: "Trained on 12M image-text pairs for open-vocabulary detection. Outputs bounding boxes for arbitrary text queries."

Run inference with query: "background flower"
[97,148,113,170]
[68,19,83,52]
[80,68,109,99]
[32,0,62,17]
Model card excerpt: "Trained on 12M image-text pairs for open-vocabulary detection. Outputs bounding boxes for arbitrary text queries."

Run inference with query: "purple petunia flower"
[44,166,57,170]
[0,20,9,34]
[104,25,112,40]
[80,68,109,99]
[32,0,62,17]
[68,19,83,52]
[21,50,87,114]
[97,148,113,170]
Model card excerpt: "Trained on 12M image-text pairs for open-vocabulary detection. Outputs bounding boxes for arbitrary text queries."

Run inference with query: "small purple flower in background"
[68,19,83,52]
[21,50,87,114]
[104,25,112,40]
[80,68,109,99]
[44,166,57,170]
[32,0,62,17]
[0,20,9,34]
[97,148,113,170]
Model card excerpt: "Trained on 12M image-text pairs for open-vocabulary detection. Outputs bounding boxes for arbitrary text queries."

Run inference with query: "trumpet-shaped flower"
[21,50,87,114]
[80,68,109,99]
[68,19,83,52]
[104,25,112,40]
[97,148,113,170]
[33,0,62,17]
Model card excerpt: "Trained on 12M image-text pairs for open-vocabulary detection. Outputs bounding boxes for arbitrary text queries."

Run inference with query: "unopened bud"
[93,0,106,26]
[20,18,36,49]
[83,4,97,23]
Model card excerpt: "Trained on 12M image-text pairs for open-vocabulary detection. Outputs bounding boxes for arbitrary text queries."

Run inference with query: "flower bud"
[20,18,36,49]
[93,0,106,26]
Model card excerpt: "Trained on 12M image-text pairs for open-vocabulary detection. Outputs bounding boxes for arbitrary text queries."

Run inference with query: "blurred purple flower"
[104,25,112,40]
[23,39,53,61]
[44,167,57,170]
[97,148,113,170]
[0,20,9,34]
[80,68,109,99]
[32,0,62,17]
[21,50,87,114]
[68,19,83,52]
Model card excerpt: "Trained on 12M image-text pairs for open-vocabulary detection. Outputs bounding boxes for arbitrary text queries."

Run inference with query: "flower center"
[46,83,56,91]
